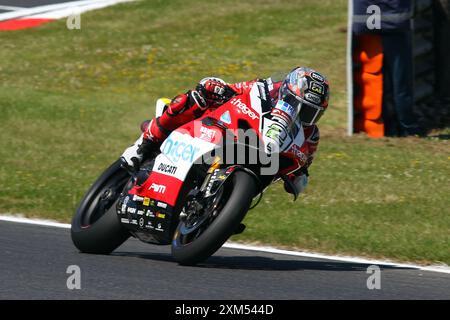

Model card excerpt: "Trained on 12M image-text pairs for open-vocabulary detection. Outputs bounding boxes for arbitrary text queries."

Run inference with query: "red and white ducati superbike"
[71,80,305,265]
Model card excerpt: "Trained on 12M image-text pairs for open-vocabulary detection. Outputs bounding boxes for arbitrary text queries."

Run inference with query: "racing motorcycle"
[71,79,305,265]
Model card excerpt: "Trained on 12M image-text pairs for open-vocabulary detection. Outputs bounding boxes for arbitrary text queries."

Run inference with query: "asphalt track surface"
[0,220,449,299]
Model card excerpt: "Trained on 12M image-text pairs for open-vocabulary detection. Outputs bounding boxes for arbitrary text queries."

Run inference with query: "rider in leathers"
[121,67,330,195]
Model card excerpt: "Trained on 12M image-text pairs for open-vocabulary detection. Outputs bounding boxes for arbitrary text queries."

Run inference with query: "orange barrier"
[353,34,384,138]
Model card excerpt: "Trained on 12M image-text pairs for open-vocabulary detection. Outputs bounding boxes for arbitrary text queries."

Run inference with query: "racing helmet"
[278,67,330,126]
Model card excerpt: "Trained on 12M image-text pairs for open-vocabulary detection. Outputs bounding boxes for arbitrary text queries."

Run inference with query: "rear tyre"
[71,160,131,254]
[171,171,257,265]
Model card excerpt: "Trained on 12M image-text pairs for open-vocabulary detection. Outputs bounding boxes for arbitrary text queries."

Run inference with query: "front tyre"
[71,160,131,254]
[171,171,257,265]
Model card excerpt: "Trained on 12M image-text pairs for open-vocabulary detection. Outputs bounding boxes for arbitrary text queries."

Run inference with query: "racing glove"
[196,77,235,107]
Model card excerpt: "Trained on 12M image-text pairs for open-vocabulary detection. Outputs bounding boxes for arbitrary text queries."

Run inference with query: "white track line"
[1,214,449,274]
[223,243,450,274]
[0,0,133,22]
[27,0,133,19]
[0,215,70,229]
[0,0,99,21]
[0,5,25,11]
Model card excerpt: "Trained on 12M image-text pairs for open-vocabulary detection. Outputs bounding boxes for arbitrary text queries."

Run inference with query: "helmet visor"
[297,99,324,125]
[281,90,324,126]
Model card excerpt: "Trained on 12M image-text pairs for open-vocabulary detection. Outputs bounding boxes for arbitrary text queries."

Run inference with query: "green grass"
[0,0,449,265]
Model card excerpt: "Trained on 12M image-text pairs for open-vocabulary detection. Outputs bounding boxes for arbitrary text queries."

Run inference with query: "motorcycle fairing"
[128,130,217,207]
[116,192,173,244]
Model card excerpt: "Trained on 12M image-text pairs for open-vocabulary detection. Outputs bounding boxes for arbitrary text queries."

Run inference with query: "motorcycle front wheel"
[71,160,131,254]
[171,170,257,265]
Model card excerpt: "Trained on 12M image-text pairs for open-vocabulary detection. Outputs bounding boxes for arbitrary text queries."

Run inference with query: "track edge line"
[1,214,449,274]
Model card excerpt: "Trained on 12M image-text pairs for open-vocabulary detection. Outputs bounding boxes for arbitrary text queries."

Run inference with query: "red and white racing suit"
[142,79,320,193]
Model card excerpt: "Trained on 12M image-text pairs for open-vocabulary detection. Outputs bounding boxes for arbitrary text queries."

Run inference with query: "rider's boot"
[120,121,159,174]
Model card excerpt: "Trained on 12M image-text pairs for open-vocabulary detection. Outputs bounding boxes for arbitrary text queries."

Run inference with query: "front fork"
[179,157,223,221]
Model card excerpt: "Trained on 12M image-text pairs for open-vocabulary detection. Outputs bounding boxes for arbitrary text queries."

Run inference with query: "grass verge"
[0,0,448,264]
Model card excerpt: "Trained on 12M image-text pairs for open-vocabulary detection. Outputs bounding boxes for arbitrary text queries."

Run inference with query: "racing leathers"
[120,77,320,195]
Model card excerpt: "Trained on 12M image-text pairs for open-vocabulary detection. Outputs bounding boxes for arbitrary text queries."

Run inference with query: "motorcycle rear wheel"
[171,170,257,265]
[71,160,130,254]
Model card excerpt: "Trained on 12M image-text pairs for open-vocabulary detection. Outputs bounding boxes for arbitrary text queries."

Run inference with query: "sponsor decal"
[146,209,155,218]
[137,210,145,216]
[157,202,168,209]
[127,207,137,214]
[266,123,287,143]
[120,196,130,215]
[157,163,177,175]
[199,126,216,142]
[161,138,201,163]
[130,219,138,225]
[139,217,145,227]
[311,72,325,83]
[310,82,324,95]
[146,221,154,229]
[275,100,297,119]
[225,167,235,174]
[149,183,166,194]
[290,144,307,164]
[220,110,232,124]
[305,92,321,105]
[205,171,216,194]
[156,212,166,219]
[143,197,150,206]
[231,98,259,120]
[218,175,227,180]
[120,218,130,224]
[155,223,164,232]
[132,195,144,202]
[272,108,291,124]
